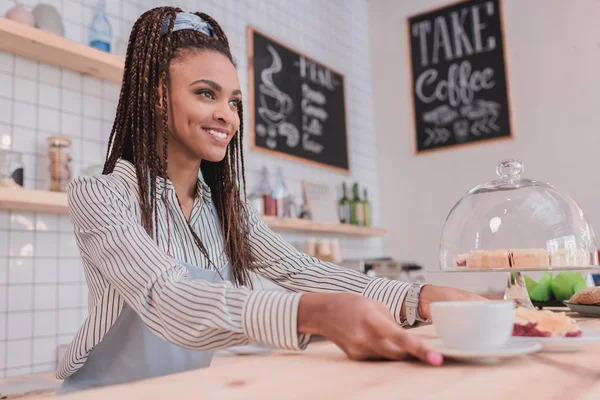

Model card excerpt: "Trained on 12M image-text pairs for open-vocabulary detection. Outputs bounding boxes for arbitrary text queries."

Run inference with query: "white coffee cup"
[431,300,514,351]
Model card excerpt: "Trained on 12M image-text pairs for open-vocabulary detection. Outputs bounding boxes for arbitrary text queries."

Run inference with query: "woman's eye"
[196,90,215,99]
[229,99,240,109]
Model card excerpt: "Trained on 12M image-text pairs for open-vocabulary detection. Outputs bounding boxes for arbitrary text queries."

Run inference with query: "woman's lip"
[203,128,229,145]
[202,127,229,134]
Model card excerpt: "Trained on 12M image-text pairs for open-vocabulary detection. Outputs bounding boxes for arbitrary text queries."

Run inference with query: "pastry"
[550,248,591,267]
[466,249,510,269]
[453,254,467,268]
[569,287,600,305]
[510,249,549,269]
[513,307,581,337]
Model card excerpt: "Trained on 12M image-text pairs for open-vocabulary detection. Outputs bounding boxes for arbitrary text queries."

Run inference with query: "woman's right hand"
[298,293,443,366]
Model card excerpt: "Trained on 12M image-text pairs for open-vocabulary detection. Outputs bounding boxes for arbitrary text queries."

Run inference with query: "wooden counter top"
[62,315,600,399]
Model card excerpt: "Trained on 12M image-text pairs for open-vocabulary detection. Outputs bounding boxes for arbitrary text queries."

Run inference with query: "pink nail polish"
[427,352,443,366]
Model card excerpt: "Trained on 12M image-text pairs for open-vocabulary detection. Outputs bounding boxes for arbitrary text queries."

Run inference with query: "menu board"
[408,0,512,152]
[248,27,349,172]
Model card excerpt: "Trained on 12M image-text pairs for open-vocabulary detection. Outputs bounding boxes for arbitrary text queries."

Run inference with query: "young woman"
[55,7,483,394]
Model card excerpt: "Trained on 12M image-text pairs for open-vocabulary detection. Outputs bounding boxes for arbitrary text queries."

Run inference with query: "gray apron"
[57,261,230,395]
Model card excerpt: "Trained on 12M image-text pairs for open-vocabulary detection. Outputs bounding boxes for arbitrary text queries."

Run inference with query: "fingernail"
[426,352,443,366]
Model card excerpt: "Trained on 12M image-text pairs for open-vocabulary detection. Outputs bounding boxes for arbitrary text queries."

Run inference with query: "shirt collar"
[113,158,212,204]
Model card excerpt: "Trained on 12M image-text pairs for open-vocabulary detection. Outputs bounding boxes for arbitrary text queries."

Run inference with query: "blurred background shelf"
[0,17,124,84]
[0,188,387,235]
[261,216,387,236]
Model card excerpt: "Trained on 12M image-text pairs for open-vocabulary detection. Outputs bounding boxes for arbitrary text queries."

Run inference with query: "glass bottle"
[89,0,112,52]
[362,188,372,227]
[338,182,351,224]
[47,135,72,192]
[271,167,288,218]
[257,166,275,216]
[350,183,364,226]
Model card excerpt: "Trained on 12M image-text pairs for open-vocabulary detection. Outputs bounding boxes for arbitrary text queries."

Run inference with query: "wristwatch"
[405,283,431,326]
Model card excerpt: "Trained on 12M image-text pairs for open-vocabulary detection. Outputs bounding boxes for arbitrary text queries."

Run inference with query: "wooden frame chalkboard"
[247,27,350,173]
[407,0,513,154]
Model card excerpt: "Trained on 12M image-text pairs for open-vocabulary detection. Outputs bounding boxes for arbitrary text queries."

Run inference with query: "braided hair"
[103,7,253,287]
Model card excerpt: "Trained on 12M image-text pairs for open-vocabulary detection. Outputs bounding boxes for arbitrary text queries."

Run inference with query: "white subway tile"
[0,286,6,312]
[58,334,74,346]
[8,285,33,311]
[0,72,13,99]
[59,233,80,258]
[83,95,102,118]
[102,100,116,122]
[36,214,59,232]
[0,232,8,257]
[0,258,7,285]
[13,101,36,129]
[11,127,37,156]
[34,310,57,337]
[0,52,15,74]
[59,284,80,309]
[34,285,57,311]
[59,259,82,283]
[34,258,58,284]
[35,232,59,258]
[102,82,121,101]
[83,76,103,97]
[8,258,34,284]
[61,112,83,138]
[39,65,61,86]
[14,57,38,80]
[62,70,83,91]
[83,117,103,141]
[59,216,74,233]
[14,77,37,104]
[6,339,31,368]
[33,337,57,364]
[59,309,80,334]
[33,363,57,373]
[0,98,11,124]
[8,311,32,339]
[63,0,84,23]
[37,105,61,134]
[9,231,34,258]
[62,88,83,115]
[64,21,84,44]
[0,312,5,341]
[38,83,61,109]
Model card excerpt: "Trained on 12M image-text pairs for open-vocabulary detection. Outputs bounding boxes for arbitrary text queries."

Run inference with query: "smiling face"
[162,49,242,163]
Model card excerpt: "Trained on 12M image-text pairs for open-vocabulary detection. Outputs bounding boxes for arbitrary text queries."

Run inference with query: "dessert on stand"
[438,159,599,309]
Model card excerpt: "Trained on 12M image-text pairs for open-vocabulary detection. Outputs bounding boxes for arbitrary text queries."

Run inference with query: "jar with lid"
[47,135,72,192]
[0,150,24,188]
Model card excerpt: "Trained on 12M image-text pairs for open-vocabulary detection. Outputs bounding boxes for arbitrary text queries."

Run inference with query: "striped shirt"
[56,159,411,379]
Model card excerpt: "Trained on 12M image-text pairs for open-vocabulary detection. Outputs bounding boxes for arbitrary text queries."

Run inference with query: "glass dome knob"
[496,159,524,179]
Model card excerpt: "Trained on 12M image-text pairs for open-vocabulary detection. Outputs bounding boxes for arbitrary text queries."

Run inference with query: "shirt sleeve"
[68,175,309,351]
[247,205,411,325]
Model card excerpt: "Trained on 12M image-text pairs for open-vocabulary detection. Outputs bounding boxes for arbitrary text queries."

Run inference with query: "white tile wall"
[0,0,380,377]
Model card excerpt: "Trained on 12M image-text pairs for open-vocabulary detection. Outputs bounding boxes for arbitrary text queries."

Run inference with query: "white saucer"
[512,328,600,352]
[424,338,542,363]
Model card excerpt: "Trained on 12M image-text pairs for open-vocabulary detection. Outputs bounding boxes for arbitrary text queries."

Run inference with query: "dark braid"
[103,7,253,287]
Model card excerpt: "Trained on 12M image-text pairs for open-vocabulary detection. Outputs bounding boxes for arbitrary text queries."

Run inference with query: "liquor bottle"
[89,0,112,52]
[350,183,364,226]
[257,166,274,216]
[271,167,289,218]
[362,188,372,227]
[338,182,351,224]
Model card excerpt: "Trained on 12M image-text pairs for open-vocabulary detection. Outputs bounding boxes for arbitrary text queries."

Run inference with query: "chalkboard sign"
[408,0,512,153]
[248,27,349,172]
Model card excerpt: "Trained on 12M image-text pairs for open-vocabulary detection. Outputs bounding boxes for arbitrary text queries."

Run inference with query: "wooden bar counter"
[62,315,600,399]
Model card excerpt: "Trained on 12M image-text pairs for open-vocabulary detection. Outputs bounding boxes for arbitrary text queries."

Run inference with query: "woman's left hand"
[409,285,487,321]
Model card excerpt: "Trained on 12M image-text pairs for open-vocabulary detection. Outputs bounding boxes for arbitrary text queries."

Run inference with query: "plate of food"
[564,287,600,317]
[512,307,600,352]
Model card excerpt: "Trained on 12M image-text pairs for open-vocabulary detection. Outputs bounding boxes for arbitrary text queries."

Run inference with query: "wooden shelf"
[261,216,387,237]
[0,188,68,214]
[0,189,386,236]
[0,17,124,84]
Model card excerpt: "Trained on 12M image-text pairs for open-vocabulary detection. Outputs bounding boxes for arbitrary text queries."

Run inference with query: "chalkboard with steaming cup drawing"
[248,27,349,172]
[408,0,512,153]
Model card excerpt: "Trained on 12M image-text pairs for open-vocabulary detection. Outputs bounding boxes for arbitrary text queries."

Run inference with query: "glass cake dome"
[440,159,598,272]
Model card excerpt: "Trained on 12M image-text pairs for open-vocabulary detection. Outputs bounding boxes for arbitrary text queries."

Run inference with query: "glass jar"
[0,150,24,188]
[47,135,72,192]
